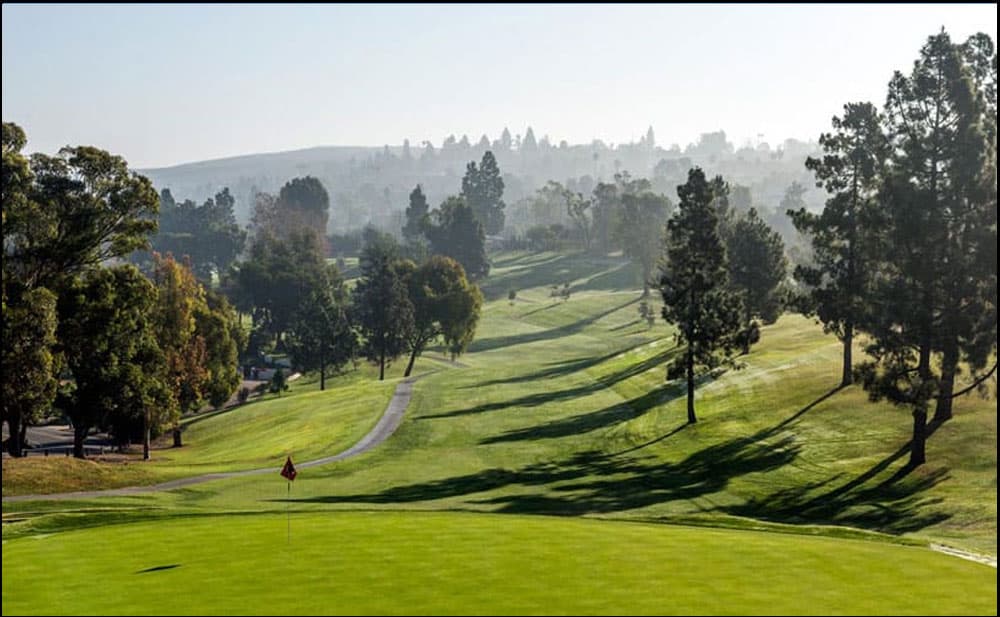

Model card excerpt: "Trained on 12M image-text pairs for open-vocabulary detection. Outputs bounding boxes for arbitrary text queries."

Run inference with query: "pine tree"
[462,151,506,235]
[659,168,742,424]
[793,102,888,386]
[352,237,414,380]
[727,208,788,354]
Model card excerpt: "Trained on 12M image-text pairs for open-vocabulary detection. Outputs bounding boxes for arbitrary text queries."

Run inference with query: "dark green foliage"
[150,187,246,280]
[659,168,743,424]
[251,177,331,242]
[1,287,58,457]
[8,144,158,290]
[462,151,506,234]
[235,230,330,345]
[403,184,430,243]
[198,289,245,408]
[287,266,357,390]
[591,173,652,255]
[426,196,490,280]
[353,235,415,380]
[399,255,483,376]
[57,266,171,458]
[857,30,996,466]
[269,368,288,396]
[278,175,330,234]
[618,190,672,296]
[727,208,788,354]
[793,101,888,386]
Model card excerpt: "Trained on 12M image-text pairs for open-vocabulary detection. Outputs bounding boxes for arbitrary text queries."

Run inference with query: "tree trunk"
[909,404,927,467]
[173,424,183,448]
[143,411,151,461]
[686,345,697,424]
[934,342,958,424]
[742,306,752,356]
[320,357,327,391]
[841,323,854,387]
[641,279,650,298]
[6,414,22,458]
[379,349,386,381]
[918,341,932,381]
[73,424,88,459]
[404,347,419,378]
[19,420,29,452]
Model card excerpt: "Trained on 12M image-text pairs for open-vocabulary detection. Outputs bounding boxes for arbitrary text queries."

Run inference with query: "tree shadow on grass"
[722,418,953,534]
[479,380,698,445]
[299,384,951,536]
[287,428,800,517]
[468,338,657,388]
[468,296,640,354]
[422,344,683,421]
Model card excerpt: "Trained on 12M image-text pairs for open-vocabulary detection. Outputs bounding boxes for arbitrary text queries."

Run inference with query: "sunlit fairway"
[3,251,996,615]
[2,512,995,616]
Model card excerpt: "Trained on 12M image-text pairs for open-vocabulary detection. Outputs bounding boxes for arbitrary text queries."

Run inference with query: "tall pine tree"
[462,151,506,235]
[793,102,888,387]
[659,168,742,424]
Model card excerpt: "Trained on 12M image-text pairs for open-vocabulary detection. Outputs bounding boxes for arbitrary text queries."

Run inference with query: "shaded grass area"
[2,512,995,616]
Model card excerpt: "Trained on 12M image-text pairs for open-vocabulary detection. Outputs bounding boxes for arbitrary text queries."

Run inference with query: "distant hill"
[138,132,825,238]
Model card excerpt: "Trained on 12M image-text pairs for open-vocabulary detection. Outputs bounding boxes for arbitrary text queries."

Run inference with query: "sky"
[2,4,997,169]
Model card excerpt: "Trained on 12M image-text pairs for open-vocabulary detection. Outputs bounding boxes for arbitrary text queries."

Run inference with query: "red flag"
[280,456,297,481]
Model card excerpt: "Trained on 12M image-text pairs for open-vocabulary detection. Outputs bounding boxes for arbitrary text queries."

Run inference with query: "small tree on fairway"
[618,191,672,296]
[638,299,656,329]
[727,208,788,355]
[508,289,517,305]
[399,255,483,376]
[353,235,414,380]
[287,268,356,390]
[270,369,288,396]
[659,168,742,424]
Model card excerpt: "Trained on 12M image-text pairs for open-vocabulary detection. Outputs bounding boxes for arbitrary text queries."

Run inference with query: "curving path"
[3,374,427,503]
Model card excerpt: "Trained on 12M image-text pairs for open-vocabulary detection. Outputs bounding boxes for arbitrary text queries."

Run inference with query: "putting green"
[2,511,994,615]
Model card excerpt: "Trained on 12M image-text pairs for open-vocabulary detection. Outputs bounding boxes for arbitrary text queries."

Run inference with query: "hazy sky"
[2,4,996,169]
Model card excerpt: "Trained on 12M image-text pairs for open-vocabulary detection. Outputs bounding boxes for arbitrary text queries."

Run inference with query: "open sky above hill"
[2,4,996,168]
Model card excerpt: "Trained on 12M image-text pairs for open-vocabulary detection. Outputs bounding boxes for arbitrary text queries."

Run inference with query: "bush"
[269,369,289,396]
[237,387,251,405]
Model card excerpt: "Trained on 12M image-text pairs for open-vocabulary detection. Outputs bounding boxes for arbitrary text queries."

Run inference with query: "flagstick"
[286,480,291,545]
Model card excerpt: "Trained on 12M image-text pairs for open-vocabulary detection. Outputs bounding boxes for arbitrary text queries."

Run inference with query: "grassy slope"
[2,512,995,616]
[1,361,417,496]
[2,250,996,614]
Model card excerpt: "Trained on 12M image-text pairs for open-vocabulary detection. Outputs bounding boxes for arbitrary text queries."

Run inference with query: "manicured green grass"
[2,511,995,616]
[2,371,399,496]
[3,250,995,615]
